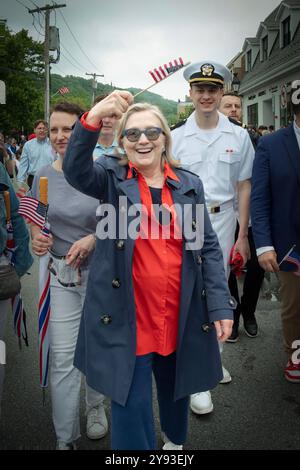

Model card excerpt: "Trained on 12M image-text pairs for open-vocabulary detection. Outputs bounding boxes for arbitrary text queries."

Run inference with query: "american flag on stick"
[58,86,70,95]
[18,196,48,228]
[149,57,185,83]
[279,244,300,276]
[133,57,190,99]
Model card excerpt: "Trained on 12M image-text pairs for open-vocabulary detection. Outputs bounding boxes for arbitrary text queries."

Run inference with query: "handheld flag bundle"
[133,57,190,98]
[18,178,51,397]
[3,190,28,347]
[37,177,51,396]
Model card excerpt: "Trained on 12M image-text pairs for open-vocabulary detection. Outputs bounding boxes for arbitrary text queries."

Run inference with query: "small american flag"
[18,196,48,228]
[58,86,70,95]
[149,57,184,83]
[286,250,300,276]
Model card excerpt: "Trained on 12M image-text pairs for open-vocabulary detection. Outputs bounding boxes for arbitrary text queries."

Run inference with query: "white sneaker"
[56,441,77,450]
[219,366,232,384]
[161,432,183,450]
[86,404,108,440]
[190,391,213,415]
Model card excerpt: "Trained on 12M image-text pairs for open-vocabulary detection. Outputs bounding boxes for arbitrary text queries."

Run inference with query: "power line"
[51,63,66,75]
[14,0,30,10]
[32,13,44,38]
[27,0,42,7]
[60,51,86,74]
[53,5,101,73]
[60,42,87,72]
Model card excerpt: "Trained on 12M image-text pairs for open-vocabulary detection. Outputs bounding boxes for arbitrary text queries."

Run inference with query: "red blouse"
[128,162,183,356]
[80,113,183,356]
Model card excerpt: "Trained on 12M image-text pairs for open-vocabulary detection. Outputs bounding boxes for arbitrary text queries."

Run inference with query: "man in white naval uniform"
[172,61,254,415]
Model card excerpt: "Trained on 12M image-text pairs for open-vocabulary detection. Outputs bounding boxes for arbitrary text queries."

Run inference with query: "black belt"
[49,251,66,260]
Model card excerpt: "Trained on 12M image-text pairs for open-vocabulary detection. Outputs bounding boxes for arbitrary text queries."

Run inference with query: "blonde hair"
[116,102,180,168]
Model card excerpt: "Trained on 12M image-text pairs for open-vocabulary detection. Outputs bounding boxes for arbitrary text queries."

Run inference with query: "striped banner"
[38,248,51,388]
[12,295,28,347]
[149,57,184,83]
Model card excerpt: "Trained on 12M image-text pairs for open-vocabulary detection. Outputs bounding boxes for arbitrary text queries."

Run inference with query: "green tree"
[0,24,44,135]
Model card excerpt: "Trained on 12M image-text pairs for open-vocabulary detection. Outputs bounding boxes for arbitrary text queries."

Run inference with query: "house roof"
[240,22,300,91]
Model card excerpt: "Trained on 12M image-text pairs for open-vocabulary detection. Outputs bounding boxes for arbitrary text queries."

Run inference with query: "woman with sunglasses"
[63,90,234,450]
[30,102,108,449]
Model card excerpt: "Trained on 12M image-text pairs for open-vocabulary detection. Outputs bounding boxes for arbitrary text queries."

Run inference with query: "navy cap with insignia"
[184,60,232,88]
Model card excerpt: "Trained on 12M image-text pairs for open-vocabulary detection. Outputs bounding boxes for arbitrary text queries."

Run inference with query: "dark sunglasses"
[122,127,164,142]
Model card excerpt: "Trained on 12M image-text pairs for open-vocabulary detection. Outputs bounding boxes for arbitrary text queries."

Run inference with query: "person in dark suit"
[251,95,300,383]
[63,90,235,450]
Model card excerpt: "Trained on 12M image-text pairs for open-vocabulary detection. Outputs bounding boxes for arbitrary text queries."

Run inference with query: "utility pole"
[29,3,66,123]
[86,72,104,105]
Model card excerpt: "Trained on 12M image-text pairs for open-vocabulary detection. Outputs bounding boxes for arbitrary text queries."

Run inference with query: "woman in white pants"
[30,103,107,450]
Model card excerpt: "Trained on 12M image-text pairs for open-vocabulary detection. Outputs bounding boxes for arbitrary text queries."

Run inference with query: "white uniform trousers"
[49,269,104,443]
[209,206,236,354]
[209,206,236,280]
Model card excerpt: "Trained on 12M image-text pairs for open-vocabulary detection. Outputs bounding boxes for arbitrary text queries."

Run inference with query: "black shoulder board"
[175,166,199,178]
[228,117,242,127]
[170,119,187,131]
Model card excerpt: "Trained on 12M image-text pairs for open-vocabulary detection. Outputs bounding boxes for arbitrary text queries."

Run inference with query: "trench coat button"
[196,255,202,264]
[192,219,197,231]
[201,289,206,299]
[229,298,236,307]
[112,278,121,288]
[100,314,112,325]
[202,323,211,333]
[116,240,125,250]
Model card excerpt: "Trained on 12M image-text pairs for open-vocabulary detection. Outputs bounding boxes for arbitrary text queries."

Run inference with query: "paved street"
[0,258,299,450]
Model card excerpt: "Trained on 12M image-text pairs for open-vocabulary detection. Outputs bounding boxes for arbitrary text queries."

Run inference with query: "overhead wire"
[51,1,101,73]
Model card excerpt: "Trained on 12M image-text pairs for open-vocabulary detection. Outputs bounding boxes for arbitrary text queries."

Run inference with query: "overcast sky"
[2,0,282,101]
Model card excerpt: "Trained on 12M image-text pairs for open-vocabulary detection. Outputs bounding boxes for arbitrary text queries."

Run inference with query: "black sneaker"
[244,319,258,338]
[226,323,239,343]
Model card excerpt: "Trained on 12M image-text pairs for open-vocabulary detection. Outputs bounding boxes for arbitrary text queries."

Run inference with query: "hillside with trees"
[50,74,178,125]
[0,24,179,134]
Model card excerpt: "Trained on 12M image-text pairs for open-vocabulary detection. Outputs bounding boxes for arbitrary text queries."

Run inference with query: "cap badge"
[201,64,214,77]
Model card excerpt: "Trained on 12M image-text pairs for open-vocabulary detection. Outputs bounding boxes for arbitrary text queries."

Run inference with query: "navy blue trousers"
[111,352,189,450]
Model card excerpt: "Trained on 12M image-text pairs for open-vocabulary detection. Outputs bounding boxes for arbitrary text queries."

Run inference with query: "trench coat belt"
[207,200,234,214]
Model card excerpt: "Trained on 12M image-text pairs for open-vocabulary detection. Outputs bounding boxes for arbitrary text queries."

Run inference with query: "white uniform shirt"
[172,111,254,207]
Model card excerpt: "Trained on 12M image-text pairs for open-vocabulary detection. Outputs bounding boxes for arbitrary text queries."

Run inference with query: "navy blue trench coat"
[63,121,234,406]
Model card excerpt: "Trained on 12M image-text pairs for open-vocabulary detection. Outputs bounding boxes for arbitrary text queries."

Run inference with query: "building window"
[282,16,291,47]
[262,36,268,60]
[247,50,252,71]
[247,103,258,128]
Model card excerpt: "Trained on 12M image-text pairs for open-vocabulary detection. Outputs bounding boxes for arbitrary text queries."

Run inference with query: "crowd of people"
[0,59,299,451]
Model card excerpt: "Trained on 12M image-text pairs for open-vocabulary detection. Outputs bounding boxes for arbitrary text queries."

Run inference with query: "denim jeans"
[49,268,104,443]
[111,352,189,450]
